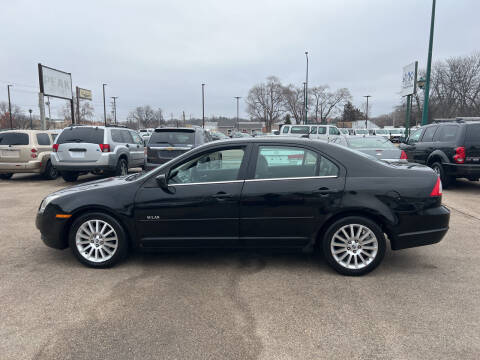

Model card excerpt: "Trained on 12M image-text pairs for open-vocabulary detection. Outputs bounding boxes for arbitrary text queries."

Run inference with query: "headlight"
[38,194,60,214]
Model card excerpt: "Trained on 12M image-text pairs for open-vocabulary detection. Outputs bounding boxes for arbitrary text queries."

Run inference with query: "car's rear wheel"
[0,173,13,180]
[43,160,58,180]
[430,162,454,188]
[322,216,386,276]
[61,171,79,182]
[114,158,128,176]
[69,212,128,268]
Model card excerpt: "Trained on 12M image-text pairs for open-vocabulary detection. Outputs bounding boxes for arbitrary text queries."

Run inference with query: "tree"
[246,76,284,132]
[127,106,164,129]
[0,102,27,129]
[311,86,352,124]
[284,113,292,124]
[281,84,308,124]
[342,101,364,122]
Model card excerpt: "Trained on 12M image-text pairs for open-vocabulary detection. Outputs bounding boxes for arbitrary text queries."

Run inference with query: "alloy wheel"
[330,224,378,270]
[75,219,118,263]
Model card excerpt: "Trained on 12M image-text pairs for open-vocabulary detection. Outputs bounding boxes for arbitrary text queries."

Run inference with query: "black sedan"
[37,138,450,276]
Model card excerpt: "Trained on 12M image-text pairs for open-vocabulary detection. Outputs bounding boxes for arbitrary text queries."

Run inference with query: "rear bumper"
[390,205,450,250]
[52,153,116,172]
[0,160,42,173]
[443,163,480,178]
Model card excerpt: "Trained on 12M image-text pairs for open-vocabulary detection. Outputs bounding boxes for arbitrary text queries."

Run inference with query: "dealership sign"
[78,88,92,100]
[38,64,73,100]
[401,62,418,96]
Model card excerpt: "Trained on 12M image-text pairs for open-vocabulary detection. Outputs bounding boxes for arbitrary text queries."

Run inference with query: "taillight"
[430,177,443,197]
[99,144,110,153]
[400,150,408,160]
[52,144,59,152]
[31,148,37,158]
[453,147,465,164]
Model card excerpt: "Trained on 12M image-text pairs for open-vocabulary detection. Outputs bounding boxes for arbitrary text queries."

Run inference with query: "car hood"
[50,176,130,197]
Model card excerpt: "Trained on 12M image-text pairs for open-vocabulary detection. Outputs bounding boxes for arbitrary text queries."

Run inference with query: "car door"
[401,128,422,160]
[414,126,438,163]
[239,143,344,248]
[134,145,250,248]
[129,130,145,166]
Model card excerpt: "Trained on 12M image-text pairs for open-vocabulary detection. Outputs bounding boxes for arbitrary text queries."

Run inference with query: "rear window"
[465,124,480,145]
[56,127,105,145]
[290,126,309,134]
[348,137,396,149]
[0,132,29,145]
[149,130,195,146]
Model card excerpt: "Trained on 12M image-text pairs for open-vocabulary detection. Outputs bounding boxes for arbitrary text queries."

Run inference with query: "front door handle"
[212,192,233,200]
[315,187,337,197]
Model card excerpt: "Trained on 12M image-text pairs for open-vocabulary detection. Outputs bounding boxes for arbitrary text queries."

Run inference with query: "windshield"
[149,130,195,146]
[0,132,29,145]
[348,137,396,149]
[56,127,104,144]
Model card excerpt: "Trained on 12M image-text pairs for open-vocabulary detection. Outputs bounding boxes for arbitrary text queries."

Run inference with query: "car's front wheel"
[322,216,386,276]
[43,160,58,180]
[69,212,128,268]
[0,173,13,180]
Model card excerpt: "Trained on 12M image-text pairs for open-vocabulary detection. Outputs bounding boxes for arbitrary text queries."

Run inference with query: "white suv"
[51,125,145,182]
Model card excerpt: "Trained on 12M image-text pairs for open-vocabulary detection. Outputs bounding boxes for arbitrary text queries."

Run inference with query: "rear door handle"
[212,192,233,200]
[315,187,337,197]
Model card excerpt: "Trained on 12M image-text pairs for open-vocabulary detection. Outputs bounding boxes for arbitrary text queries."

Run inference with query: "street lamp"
[29,109,33,129]
[417,76,426,90]
[421,0,436,125]
[363,95,371,129]
[102,83,107,126]
[234,96,241,130]
[7,84,13,129]
[305,51,309,124]
[202,83,205,128]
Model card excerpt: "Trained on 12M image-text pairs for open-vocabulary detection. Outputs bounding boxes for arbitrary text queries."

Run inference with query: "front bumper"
[443,163,480,178]
[36,207,69,249]
[390,205,450,250]
[0,160,42,173]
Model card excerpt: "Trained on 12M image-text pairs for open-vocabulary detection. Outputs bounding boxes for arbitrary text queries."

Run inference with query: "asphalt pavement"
[0,174,479,360]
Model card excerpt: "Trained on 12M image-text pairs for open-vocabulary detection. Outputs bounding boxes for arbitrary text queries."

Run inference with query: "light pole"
[363,95,371,129]
[304,51,309,124]
[111,96,118,124]
[7,85,13,129]
[29,109,33,129]
[102,83,107,126]
[421,0,436,126]
[234,96,241,130]
[202,83,205,128]
[303,82,306,123]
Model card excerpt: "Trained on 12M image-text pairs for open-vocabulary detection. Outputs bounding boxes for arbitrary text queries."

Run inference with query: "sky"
[2,0,480,122]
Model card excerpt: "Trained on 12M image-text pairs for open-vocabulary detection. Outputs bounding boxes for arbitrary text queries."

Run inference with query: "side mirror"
[155,173,171,192]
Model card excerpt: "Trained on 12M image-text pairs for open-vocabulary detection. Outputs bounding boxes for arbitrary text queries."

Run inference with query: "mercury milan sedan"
[36,138,449,276]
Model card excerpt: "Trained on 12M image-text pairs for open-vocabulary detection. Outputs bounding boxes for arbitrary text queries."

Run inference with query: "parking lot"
[0,174,479,360]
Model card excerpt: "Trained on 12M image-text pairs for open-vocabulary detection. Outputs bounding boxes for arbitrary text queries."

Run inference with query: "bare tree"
[0,102,28,129]
[127,105,164,129]
[282,84,310,124]
[246,76,284,132]
[311,86,352,124]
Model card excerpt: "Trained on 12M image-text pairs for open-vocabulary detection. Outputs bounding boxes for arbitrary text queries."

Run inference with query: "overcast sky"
[2,0,480,122]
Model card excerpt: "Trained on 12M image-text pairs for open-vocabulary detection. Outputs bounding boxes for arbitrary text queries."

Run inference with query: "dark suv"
[146,127,211,170]
[400,119,480,187]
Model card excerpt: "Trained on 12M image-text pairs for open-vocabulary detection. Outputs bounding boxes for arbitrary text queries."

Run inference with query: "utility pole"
[111,96,118,124]
[7,85,13,129]
[421,0,436,126]
[102,83,107,126]
[234,96,241,130]
[182,111,186,126]
[202,83,205,128]
[29,109,33,129]
[303,82,306,124]
[46,97,52,128]
[363,95,371,129]
[305,51,309,124]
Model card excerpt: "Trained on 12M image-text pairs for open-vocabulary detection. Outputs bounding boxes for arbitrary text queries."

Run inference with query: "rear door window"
[290,126,309,134]
[111,129,123,142]
[434,125,459,142]
[121,130,134,143]
[36,133,51,145]
[329,127,340,135]
[465,124,480,145]
[318,126,327,135]
[56,127,104,144]
[421,126,438,142]
[310,126,317,134]
[0,132,29,145]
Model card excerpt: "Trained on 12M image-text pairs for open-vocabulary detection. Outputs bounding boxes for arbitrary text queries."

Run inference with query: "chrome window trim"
[245,175,338,182]
[171,180,244,186]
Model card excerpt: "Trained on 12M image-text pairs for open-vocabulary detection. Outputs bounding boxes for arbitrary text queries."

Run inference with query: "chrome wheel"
[75,219,118,263]
[432,165,440,175]
[330,224,378,270]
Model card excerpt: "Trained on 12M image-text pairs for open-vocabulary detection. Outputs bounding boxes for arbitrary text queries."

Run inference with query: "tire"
[114,158,128,176]
[69,212,128,268]
[322,216,386,276]
[61,171,79,182]
[0,173,13,180]
[430,162,454,188]
[43,161,58,180]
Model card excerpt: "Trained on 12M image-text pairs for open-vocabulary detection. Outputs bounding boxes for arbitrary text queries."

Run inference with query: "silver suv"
[51,125,145,182]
